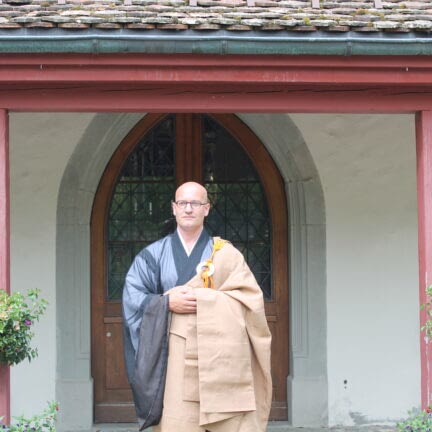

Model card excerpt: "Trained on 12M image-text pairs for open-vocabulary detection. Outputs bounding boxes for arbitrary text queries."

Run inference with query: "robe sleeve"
[122,249,160,381]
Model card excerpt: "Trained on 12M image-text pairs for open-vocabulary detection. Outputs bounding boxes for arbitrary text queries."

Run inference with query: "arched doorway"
[91,113,289,422]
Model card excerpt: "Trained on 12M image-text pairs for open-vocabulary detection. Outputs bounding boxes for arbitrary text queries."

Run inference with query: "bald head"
[172,182,210,236]
[175,182,208,203]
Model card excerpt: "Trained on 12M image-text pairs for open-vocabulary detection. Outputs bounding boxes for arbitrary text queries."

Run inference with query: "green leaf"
[0,289,48,365]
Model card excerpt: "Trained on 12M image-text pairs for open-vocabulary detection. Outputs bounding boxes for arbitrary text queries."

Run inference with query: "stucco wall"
[290,114,420,425]
[9,113,97,418]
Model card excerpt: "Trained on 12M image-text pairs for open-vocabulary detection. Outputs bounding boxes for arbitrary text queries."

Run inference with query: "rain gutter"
[0,29,431,55]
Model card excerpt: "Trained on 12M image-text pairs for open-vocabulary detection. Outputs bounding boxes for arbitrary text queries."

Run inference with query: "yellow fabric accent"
[200,238,228,288]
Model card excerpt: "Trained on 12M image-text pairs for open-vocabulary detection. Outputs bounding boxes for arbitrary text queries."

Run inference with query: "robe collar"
[177,229,199,256]
[172,228,210,285]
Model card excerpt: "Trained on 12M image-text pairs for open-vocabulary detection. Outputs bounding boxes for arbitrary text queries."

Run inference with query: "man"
[123,181,272,432]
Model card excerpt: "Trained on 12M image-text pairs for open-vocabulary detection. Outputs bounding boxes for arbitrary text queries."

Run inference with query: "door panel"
[105,321,129,390]
[91,113,289,422]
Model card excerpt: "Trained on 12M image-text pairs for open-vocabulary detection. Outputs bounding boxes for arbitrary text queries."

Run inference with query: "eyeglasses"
[173,200,208,209]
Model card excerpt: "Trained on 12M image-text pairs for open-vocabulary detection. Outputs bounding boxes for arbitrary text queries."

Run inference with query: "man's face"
[172,183,210,233]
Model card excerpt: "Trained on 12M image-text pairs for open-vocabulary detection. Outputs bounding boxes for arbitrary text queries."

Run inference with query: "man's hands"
[166,286,197,314]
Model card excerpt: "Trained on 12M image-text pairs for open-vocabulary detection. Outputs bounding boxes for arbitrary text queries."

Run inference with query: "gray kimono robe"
[122,229,213,429]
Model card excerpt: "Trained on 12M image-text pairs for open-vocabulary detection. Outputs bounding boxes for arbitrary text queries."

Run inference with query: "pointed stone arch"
[55,112,327,431]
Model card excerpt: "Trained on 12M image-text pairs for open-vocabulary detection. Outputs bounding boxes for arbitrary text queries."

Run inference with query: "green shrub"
[397,407,432,432]
[0,401,58,432]
[0,289,47,365]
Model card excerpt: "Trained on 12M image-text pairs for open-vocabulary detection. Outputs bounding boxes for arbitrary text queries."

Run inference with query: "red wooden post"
[416,111,432,409]
[0,109,10,424]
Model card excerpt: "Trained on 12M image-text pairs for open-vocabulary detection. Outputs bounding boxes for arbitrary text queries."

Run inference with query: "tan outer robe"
[155,241,272,432]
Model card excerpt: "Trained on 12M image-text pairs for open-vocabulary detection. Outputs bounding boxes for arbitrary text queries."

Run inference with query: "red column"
[416,111,432,409]
[0,109,10,423]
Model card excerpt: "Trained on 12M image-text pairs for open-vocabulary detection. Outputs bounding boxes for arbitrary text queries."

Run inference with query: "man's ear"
[204,204,210,217]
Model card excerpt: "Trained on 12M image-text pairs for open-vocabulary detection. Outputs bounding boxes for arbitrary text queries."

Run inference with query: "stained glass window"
[203,116,272,299]
[107,115,176,300]
[107,114,272,301]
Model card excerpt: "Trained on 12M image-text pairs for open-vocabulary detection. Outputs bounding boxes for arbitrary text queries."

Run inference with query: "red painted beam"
[0,54,428,112]
[0,54,429,86]
[416,111,432,409]
[0,84,431,113]
[0,109,9,424]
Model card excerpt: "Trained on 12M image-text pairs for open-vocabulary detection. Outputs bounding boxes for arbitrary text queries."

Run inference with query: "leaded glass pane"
[107,115,176,301]
[203,115,272,300]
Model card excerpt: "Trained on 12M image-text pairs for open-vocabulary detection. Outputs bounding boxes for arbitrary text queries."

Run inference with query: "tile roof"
[0,0,430,34]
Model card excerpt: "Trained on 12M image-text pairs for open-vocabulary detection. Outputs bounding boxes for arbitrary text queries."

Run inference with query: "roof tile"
[25,20,54,26]
[261,22,285,28]
[11,15,36,22]
[354,25,379,30]
[0,0,427,35]
[384,26,410,31]
[179,16,205,23]
[126,22,155,28]
[310,18,337,25]
[255,1,281,6]
[58,21,90,28]
[192,22,221,28]
[209,16,238,23]
[5,0,32,4]
[403,19,432,28]
[255,11,286,17]
[42,15,73,22]
[226,23,253,29]
[146,4,175,11]
[236,6,267,11]
[157,23,188,28]
[326,24,350,30]
[75,16,105,23]
[274,18,303,25]
[241,18,265,25]
[0,21,21,27]
[93,22,122,28]
[142,16,173,23]
[292,24,317,30]
[374,19,401,27]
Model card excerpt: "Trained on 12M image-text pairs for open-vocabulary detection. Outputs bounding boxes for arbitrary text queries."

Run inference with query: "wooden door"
[91,113,289,422]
